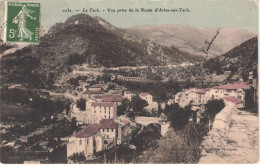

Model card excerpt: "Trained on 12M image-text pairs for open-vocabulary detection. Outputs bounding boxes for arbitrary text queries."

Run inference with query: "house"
[88,84,102,91]
[91,102,117,123]
[67,123,103,159]
[82,90,104,99]
[123,91,132,101]
[139,92,153,104]
[101,95,123,106]
[115,119,131,144]
[67,119,130,160]
[223,96,244,108]
[175,82,252,108]
[99,119,118,148]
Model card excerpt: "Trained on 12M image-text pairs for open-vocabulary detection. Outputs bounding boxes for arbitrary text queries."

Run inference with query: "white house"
[88,84,102,91]
[67,119,131,160]
[140,92,153,104]
[101,95,123,106]
[175,82,252,108]
[67,123,103,159]
[82,90,104,99]
[99,119,118,148]
[223,96,244,108]
[91,102,117,123]
[123,91,132,101]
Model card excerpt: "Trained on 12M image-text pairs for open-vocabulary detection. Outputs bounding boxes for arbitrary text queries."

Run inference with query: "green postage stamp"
[5,1,40,43]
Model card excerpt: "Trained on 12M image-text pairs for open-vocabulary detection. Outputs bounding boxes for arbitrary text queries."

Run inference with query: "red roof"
[195,89,206,94]
[125,91,131,94]
[91,102,114,107]
[185,88,196,92]
[90,84,102,88]
[99,119,118,129]
[223,96,244,105]
[120,120,130,125]
[213,82,251,90]
[83,90,104,95]
[75,123,100,138]
[102,95,123,102]
[140,92,149,97]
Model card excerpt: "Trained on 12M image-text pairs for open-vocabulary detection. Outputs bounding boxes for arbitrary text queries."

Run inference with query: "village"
[0,65,257,164]
[62,67,257,163]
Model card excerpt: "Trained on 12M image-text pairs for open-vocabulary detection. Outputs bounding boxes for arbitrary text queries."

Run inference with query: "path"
[199,109,258,164]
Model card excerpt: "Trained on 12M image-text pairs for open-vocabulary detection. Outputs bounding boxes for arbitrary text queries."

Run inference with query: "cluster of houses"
[67,84,156,160]
[175,81,253,108]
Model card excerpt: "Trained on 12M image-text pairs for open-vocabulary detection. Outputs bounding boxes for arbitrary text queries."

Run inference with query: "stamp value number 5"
[5,1,40,43]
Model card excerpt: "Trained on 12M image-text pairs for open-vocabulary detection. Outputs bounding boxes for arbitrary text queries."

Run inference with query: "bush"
[68,152,86,163]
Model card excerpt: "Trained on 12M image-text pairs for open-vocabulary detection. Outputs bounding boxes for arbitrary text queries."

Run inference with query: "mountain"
[126,25,257,58]
[203,36,258,80]
[0,14,204,87]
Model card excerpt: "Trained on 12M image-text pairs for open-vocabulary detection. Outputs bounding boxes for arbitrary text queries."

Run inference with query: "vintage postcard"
[0,0,258,164]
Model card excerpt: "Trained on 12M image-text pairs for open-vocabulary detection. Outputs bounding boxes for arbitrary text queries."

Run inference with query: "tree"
[158,103,163,117]
[71,117,78,132]
[117,99,131,116]
[76,98,86,110]
[165,103,192,131]
[131,96,148,116]
[201,99,225,131]
[68,152,86,163]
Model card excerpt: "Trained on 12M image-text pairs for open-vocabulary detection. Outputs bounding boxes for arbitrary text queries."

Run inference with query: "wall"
[199,103,236,163]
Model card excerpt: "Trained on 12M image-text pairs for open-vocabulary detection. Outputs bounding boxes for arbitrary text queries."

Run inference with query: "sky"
[0,0,258,34]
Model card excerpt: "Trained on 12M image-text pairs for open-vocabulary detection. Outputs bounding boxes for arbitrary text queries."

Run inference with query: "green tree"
[76,98,86,110]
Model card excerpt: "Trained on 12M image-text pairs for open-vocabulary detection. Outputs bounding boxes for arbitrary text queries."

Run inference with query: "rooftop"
[75,123,100,138]
[223,96,244,104]
[91,102,114,107]
[89,84,102,88]
[213,82,252,90]
[83,90,104,95]
[195,89,206,94]
[99,119,118,129]
[140,92,150,97]
[102,95,123,102]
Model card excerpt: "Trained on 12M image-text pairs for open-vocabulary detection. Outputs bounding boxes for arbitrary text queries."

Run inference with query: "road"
[199,109,259,164]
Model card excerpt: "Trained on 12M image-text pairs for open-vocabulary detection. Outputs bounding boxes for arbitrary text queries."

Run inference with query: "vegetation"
[76,98,86,110]
[68,152,86,163]
[164,103,193,131]
[200,99,225,130]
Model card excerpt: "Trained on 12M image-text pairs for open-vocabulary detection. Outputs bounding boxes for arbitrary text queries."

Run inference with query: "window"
[100,110,101,113]
[94,110,96,113]
[103,129,104,132]
[100,106,101,109]
[94,106,96,108]
[87,139,89,144]
[107,129,109,132]
[109,115,110,118]
[109,111,110,114]
[105,107,106,110]
[112,129,114,132]
[238,96,242,99]
[79,140,82,145]
[105,115,106,118]
[109,107,110,110]
[105,111,106,113]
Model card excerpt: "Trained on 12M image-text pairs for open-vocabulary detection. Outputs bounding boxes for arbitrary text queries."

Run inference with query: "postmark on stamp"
[5,1,40,43]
